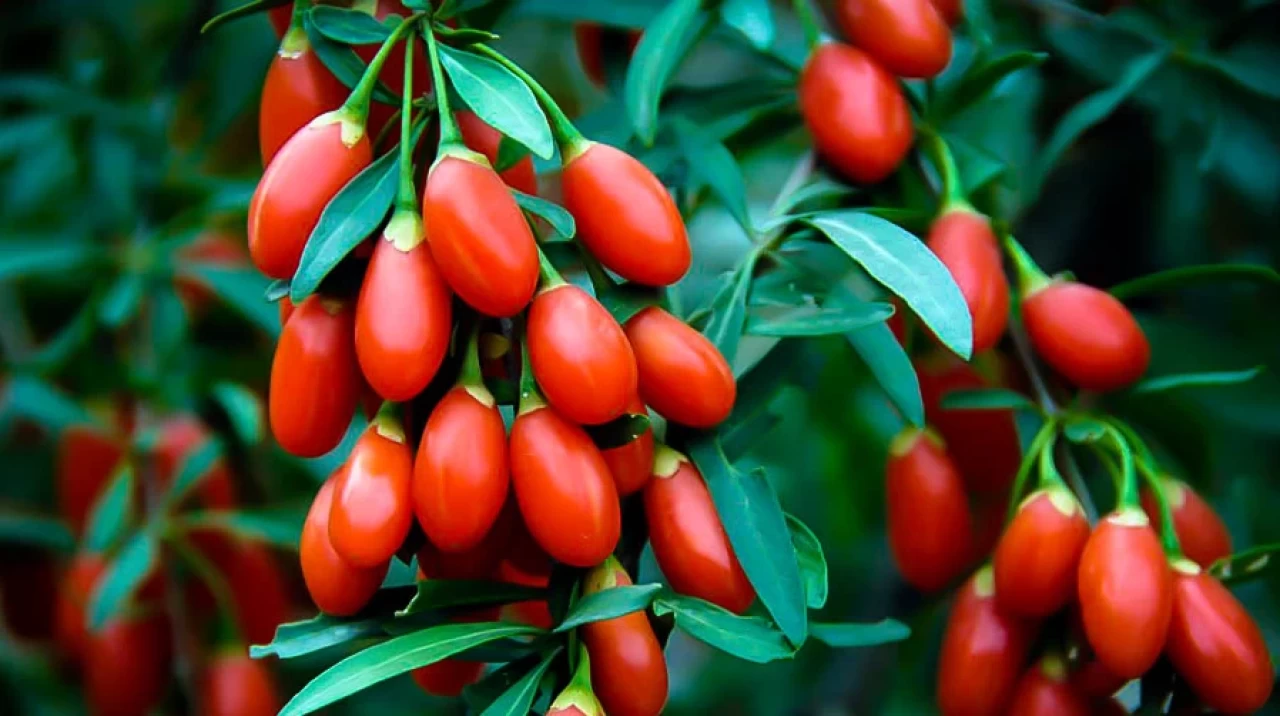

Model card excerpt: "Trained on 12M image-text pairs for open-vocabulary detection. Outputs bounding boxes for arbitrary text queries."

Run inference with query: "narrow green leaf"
[808,211,972,360]
[1212,543,1280,586]
[0,509,74,552]
[1035,50,1167,192]
[211,382,264,445]
[844,322,924,427]
[938,51,1048,119]
[1131,367,1264,395]
[1108,263,1280,300]
[476,649,561,716]
[702,259,756,369]
[582,413,650,451]
[940,388,1037,412]
[180,504,308,550]
[746,301,893,337]
[289,146,403,303]
[98,272,146,328]
[512,190,574,240]
[164,438,224,508]
[88,531,158,630]
[311,5,393,45]
[1,376,99,434]
[305,20,400,105]
[721,0,775,50]
[1198,43,1280,101]
[0,241,102,282]
[279,622,543,715]
[264,279,290,302]
[1064,418,1107,444]
[251,615,385,660]
[494,136,531,173]
[149,288,188,366]
[785,514,827,610]
[83,464,134,554]
[624,0,710,145]
[810,619,910,648]
[399,580,547,616]
[202,0,290,34]
[770,178,857,218]
[689,438,807,645]
[509,0,657,27]
[672,118,751,230]
[652,594,794,663]
[437,45,554,159]
[183,265,279,336]
[553,584,661,633]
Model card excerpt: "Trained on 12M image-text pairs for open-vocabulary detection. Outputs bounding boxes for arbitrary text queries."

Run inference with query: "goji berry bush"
[1,0,1279,714]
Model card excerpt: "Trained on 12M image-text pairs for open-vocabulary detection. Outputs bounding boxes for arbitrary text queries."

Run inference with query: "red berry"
[202,649,280,716]
[836,0,953,78]
[85,614,171,716]
[930,0,963,25]
[581,558,668,716]
[1140,477,1231,569]
[926,209,1009,354]
[884,428,973,592]
[329,420,414,568]
[1006,656,1092,716]
[625,307,736,429]
[600,397,655,497]
[55,553,107,666]
[269,296,360,458]
[993,487,1091,617]
[56,425,124,538]
[258,41,347,166]
[916,352,1022,494]
[300,475,388,616]
[455,110,537,195]
[937,567,1036,715]
[1022,281,1150,392]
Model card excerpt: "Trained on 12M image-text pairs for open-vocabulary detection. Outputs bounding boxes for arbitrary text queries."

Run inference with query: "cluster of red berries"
[49,411,286,716]
[249,4,753,709]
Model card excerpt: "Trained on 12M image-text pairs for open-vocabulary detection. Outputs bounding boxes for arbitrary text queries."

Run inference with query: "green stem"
[422,21,463,147]
[918,125,970,212]
[456,320,494,407]
[341,14,424,134]
[1098,423,1139,509]
[1036,432,1067,489]
[1005,418,1059,524]
[396,27,417,209]
[536,246,567,290]
[279,0,311,54]
[1001,233,1052,298]
[791,0,823,50]
[1106,418,1182,554]
[516,321,545,416]
[471,44,587,158]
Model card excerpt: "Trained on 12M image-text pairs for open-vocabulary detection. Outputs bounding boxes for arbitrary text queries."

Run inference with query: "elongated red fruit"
[422,153,538,316]
[355,212,452,401]
[1076,508,1172,678]
[269,296,359,457]
[249,112,373,280]
[581,557,668,716]
[300,473,388,616]
[915,352,1021,494]
[561,142,691,286]
[1006,656,1092,716]
[528,284,637,425]
[885,428,973,592]
[625,307,736,429]
[202,649,280,716]
[799,43,913,184]
[455,110,537,195]
[600,397,655,496]
[927,209,1009,353]
[993,486,1091,617]
[414,385,510,553]
[329,417,414,568]
[510,405,621,567]
[85,614,171,716]
[937,566,1036,715]
[836,0,952,79]
[1140,477,1231,569]
[258,31,347,165]
[1022,281,1150,392]
[1165,560,1274,715]
[56,425,123,538]
[644,447,754,613]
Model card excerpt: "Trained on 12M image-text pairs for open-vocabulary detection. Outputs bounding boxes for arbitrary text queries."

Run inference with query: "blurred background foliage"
[0,0,1278,713]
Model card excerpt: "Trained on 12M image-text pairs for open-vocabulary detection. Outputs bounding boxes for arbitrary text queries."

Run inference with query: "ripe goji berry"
[884,428,973,592]
[600,397,654,497]
[937,567,1036,715]
[154,414,237,509]
[300,474,388,616]
[174,230,245,316]
[799,43,914,184]
[1076,508,1172,678]
[268,295,360,458]
[927,209,1009,353]
[202,649,280,716]
[560,142,691,286]
[1022,280,1150,392]
[85,613,171,716]
[528,284,637,426]
[581,557,668,716]
[930,0,963,25]
[456,110,537,195]
[409,606,499,697]
[510,406,621,567]
[1006,656,1092,716]
[644,447,754,613]
[1140,477,1231,569]
[329,417,414,568]
[993,486,1091,617]
[258,36,347,166]
[836,0,953,78]
[625,307,736,429]
[56,424,123,538]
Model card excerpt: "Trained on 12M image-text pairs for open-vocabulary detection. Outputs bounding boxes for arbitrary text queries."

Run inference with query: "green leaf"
[1131,367,1264,395]
[688,438,806,645]
[1198,42,1280,101]
[844,322,924,427]
[810,619,910,648]
[672,117,751,230]
[305,20,400,106]
[99,272,146,328]
[83,464,134,554]
[808,211,972,360]
[511,190,575,240]
[937,51,1048,119]
[1064,417,1107,444]
[149,289,188,367]
[595,277,661,327]
[264,279,290,302]
[0,509,74,552]
[721,0,775,50]
[652,594,794,663]
[1211,543,1280,586]
[509,0,658,27]
[785,514,827,610]
[181,504,308,550]
[183,265,279,336]
[164,438,224,508]
[211,382,264,445]
[437,45,554,160]
[1034,50,1167,193]
[251,614,385,659]
[1,376,99,434]
[0,241,102,282]
[475,649,561,716]
[202,0,291,34]
[494,136,531,173]
[582,413,650,451]
[399,579,547,616]
[746,301,893,337]
[311,5,393,45]
[770,178,857,218]
[625,0,710,145]
[88,531,159,630]
[940,388,1037,412]
[553,584,661,633]
[279,622,543,715]
[702,259,757,369]
[1108,264,1280,300]
[289,145,404,303]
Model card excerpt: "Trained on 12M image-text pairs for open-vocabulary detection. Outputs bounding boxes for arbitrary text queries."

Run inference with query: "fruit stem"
[1001,233,1052,299]
[1035,431,1069,490]
[340,13,424,145]
[279,0,310,57]
[471,44,589,161]
[1106,418,1183,555]
[456,321,495,407]
[422,19,464,149]
[791,0,823,51]
[372,401,406,442]
[164,526,243,645]
[1097,422,1139,509]
[395,26,417,210]
[918,125,971,213]
[516,321,545,416]
[536,246,568,290]
[1005,417,1058,525]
